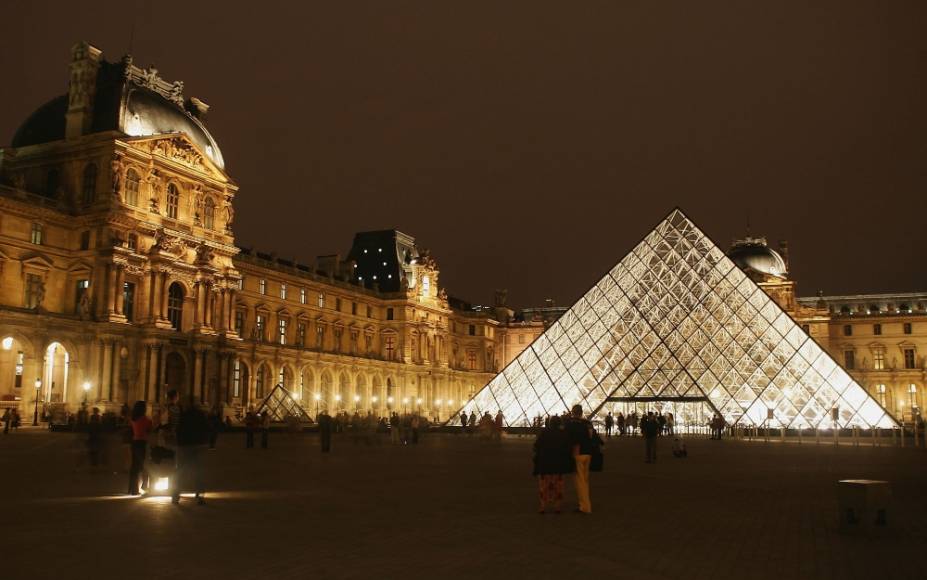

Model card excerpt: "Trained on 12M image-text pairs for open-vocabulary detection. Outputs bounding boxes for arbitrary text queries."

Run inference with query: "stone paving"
[2,428,926,580]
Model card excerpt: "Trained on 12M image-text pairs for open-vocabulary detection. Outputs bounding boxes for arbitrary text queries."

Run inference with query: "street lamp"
[82,381,91,403]
[314,393,321,415]
[354,394,360,411]
[435,399,442,421]
[387,396,394,411]
[402,397,409,412]
[335,394,342,412]
[32,378,41,426]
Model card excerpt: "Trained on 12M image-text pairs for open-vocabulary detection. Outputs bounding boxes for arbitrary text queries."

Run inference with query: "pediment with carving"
[124,134,229,182]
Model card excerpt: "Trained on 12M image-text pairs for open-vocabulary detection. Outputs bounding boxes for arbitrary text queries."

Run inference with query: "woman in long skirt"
[532,415,574,514]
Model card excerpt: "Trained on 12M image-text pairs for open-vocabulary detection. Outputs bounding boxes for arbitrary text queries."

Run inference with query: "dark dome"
[11,95,68,148]
[728,239,787,278]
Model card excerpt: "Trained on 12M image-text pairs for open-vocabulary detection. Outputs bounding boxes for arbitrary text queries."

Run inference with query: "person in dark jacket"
[642,411,659,463]
[319,410,333,453]
[533,415,573,514]
[173,400,210,505]
[566,404,596,514]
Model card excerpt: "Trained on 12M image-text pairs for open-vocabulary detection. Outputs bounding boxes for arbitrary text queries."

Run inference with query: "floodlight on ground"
[154,477,169,492]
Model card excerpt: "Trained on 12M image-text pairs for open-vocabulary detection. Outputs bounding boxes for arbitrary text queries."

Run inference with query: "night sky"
[2,1,925,308]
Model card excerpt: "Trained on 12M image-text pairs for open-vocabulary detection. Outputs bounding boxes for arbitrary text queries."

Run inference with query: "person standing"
[173,400,209,505]
[643,411,659,463]
[87,407,103,467]
[604,412,614,438]
[533,415,573,514]
[665,412,675,436]
[128,401,152,495]
[244,409,258,448]
[3,408,11,435]
[565,404,594,514]
[319,410,333,453]
[617,412,626,436]
[459,412,467,433]
[629,412,639,436]
[260,410,271,449]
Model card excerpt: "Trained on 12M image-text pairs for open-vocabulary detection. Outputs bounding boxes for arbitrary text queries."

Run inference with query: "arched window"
[256,364,267,399]
[82,164,97,205]
[166,183,180,219]
[45,168,60,197]
[203,197,215,230]
[125,169,140,206]
[167,282,184,330]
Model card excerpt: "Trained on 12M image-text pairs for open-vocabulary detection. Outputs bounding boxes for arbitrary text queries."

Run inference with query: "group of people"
[532,404,601,514]
[602,411,675,437]
[2,407,23,434]
[127,390,211,505]
[459,410,505,441]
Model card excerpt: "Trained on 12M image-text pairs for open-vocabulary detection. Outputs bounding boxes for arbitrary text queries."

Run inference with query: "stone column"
[110,340,121,401]
[217,289,228,332]
[105,266,117,315]
[160,273,170,320]
[100,339,112,401]
[205,287,214,328]
[150,270,163,322]
[192,347,204,401]
[194,282,205,327]
[114,266,126,316]
[227,289,238,334]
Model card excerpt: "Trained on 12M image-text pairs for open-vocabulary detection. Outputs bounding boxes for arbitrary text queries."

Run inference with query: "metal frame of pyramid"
[453,208,898,429]
[257,383,312,422]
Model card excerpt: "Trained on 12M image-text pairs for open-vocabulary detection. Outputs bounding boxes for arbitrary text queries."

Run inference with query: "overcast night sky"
[2,1,925,308]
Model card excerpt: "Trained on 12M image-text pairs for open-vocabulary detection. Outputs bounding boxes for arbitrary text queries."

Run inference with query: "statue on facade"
[195,243,215,265]
[78,290,92,321]
[147,169,161,212]
[34,280,46,312]
[111,157,124,198]
[224,199,235,233]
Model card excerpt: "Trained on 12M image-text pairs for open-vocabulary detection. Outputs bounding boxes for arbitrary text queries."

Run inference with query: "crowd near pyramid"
[453,209,896,430]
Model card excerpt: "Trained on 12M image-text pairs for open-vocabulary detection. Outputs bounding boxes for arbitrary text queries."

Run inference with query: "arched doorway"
[355,374,366,412]
[164,352,187,400]
[43,342,70,404]
[300,368,314,405]
[338,373,350,412]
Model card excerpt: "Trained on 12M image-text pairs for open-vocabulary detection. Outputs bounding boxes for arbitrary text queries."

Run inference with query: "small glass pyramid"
[455,209,897,429]
[257,384,312,422]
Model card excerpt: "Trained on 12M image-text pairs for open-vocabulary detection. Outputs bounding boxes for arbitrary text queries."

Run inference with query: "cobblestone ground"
[2,429,925,580]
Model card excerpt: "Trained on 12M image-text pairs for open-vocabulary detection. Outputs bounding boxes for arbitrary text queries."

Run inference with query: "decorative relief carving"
[146,168,162,213]
[149,229,185,257]
[111,156,124,198]
[148,138,204,170]
[122,56,185,106]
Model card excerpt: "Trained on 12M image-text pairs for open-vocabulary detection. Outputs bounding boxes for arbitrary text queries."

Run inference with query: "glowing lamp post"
[314,393,321,415]
[32,378,41,426]
[435,399,443,421]
[402,397,409,412]
[335,394,342,412]
[416,398,423,413]
[387,396,394,411]
[82,381,91,403]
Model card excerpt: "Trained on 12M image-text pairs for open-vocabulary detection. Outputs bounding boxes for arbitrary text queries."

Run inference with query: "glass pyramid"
[257,384,312,422]
[455,209,897,429]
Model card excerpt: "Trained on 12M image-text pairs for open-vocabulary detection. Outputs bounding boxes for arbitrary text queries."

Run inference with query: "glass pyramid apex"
[454,208,897,429]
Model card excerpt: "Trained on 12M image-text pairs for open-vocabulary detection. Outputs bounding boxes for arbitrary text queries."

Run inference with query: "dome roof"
[728,238,787,279]
[10,58,224,170]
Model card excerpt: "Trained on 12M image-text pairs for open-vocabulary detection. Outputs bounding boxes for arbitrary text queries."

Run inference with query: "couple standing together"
[533,404,599,514]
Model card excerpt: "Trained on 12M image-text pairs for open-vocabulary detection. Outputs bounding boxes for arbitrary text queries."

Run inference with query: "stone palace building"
[0,42,923,424]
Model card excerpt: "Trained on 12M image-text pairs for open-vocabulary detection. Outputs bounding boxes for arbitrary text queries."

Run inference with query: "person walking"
[128,401,152,495]
[617,412,626,436]
[533,415,573,514]
[459,411,467,433]
[173,400,209,505]
[565,404,595,514]
[629,411,639,436]
[260,410,271,449]
[604,412,614,438]
[665,412,675,436]
[3,408,12,435]
[87,407,103,467]
[244,409,258,448]
[319,410,333,453]
[642,411,659,463]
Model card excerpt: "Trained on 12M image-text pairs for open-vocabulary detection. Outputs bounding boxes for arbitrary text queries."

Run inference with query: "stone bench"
[837,479,890,531]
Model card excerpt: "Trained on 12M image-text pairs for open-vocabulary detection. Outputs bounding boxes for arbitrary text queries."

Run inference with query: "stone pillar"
[192,347,204,401]
[227,289,238,334]
[194,282,205,327]
[99,339,112,401]
[205,287,214,328]
[217,289,227,332]
[105,266,117,315]
[110,340,121,401]
[114,266,126,316]
[160,273,170,320]
[150,271,163,322]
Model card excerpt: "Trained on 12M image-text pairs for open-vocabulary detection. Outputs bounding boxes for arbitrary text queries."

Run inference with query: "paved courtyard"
[2,429,926,580]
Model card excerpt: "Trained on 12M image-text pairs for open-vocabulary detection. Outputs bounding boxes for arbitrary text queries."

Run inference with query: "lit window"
[910,384,919,410]
[125,169,140,206]
[318,293,325,308]
[166,183,179,219]
[30,223,43,245]
[82,163,97,205]
[315,324,324,347]
[876,384,887,407]
[280,283,287,300]
[233,360,241,398]
[422,275,430,296]
[278,318,288,345]
[297,323,306,347]
[873,349,885,370]
[24,274,42,309]
[259,279,266,295]
[126,233,138,252]
[873,324,882,336]
[300,288,307,304]
[255,314,266,341]
[74,279,90,313]
[235,310,244,335]
[385,335,395,360]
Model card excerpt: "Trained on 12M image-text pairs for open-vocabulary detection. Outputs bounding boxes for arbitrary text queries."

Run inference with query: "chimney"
[65,41,103,139]
[778,240,790,272]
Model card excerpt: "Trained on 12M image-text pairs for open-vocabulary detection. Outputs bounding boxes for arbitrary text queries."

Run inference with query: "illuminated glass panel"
[453,209,897,429]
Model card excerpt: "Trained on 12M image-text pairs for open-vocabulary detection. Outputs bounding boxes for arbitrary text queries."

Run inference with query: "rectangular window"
[234,310,244,335]
[233,360,241,398]
[318,292,325,308]
[297,322,306,347]
[123,282,136,322]
[350,330,358,353]
[278,318,287,345]
[79,230,90,251]
[366,305,372,318]
[904,348,916,370]
[335,298,342,311]
[30,223,43,245]
[352,302,357,316]
[910,384,919,410]
[873,323,882,336]
[469,324,476,336]
[843,325,852,337]
[843,350,855,370]
[280,283,287,300]
[25,274,42,309]
[316,325,324,347]
[14,351,24,389]
[386,308,394,321]
[237,277,244,290]
[877,384,886,407]
[904,323,912,335]
[364,333,372,353]
[385,335,395,360]
[259,279,266,295]
[75,279,90,313]
[255,314,266,342]
[300,288,307,304]
[873,350,885,370]
[467,350,477,370]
